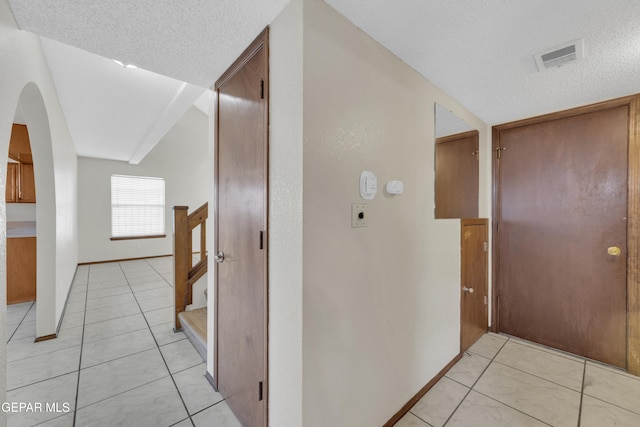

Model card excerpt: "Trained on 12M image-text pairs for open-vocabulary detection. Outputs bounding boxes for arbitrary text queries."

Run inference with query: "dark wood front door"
[495,105,628,367]
[461,219,488,352]
[215,29,269,427]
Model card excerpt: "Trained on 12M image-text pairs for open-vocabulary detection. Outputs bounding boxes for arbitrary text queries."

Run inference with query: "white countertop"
[7,221,36,238]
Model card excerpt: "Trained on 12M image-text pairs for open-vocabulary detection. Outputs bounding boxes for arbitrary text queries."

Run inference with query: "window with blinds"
[111,174,165,239]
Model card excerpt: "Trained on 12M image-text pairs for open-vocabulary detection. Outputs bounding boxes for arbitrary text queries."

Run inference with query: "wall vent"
[534,39,584,71]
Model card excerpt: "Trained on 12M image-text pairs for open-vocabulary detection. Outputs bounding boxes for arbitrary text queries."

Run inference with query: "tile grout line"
[6,300,35,343]
[73,264,91,427]
[79,345,163,371]
[469,389,554,426]
[118,261,195,425]
[7,331,84,362]
[441,336,511,426]
[6,370,81,394]
[144,257,174,287]
[462,335,575,427]
[580,391,640,417]
[404,411,433,427]
[490,335,590,390]
[188,399,231,419]
[74,374,173,412]
[490,359,583,392]
[577,360,586,426]
[502,334,586,364]
[475,336,567,426]
[587,361,640,383]
[449,339,554,426]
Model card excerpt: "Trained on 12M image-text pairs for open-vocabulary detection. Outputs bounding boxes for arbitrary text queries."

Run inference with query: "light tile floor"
[396,333,640,427]
[6,256,241,427]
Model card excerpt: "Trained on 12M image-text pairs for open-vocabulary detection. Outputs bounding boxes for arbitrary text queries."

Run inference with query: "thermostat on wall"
[360,171,377,200]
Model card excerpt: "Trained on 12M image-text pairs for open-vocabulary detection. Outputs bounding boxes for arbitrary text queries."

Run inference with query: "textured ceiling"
[8,0,288,162]
[9,0,289,88]
[10,0,640,153]
[325,0,640,125]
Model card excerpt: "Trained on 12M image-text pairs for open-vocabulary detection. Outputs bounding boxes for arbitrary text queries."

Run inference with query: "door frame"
[491,94,640,375]
[213,28,270,422]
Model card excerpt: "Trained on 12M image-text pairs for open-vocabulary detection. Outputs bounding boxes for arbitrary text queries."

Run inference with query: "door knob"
[607,246,622,256]
[462,286,474,294]
[214,251,225,263]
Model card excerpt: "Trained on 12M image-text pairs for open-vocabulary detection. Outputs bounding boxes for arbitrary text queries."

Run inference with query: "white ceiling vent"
[534,39,584,71]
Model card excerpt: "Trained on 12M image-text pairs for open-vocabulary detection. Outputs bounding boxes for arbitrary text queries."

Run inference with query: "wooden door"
[461,219,488,352]
[496,105,628,367]
[215,30,268,427]
[435,131,479,218]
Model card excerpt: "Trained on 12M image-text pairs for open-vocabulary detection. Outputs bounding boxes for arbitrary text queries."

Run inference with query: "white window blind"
[111,174,165,238]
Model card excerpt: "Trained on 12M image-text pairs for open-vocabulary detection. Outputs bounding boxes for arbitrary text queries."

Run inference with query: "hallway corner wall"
[0,0,79,416]
[267,0,304,425]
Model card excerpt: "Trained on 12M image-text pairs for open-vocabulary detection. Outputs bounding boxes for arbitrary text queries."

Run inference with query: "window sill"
[110,234,167,241]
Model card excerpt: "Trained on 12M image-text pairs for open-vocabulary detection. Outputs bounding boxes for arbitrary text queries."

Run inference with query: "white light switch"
[352,203,367,228]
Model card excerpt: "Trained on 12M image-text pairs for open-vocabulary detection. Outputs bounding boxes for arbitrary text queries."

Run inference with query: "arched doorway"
[5,83,57,341]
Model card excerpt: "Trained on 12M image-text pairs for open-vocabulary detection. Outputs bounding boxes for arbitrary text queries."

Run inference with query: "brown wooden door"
[435,131,479,218]
[461,219,488,352]
[496,106,628,367]
[215,30,268,427]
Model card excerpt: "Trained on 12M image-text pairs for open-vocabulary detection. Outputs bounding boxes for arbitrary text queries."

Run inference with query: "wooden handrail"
[173,202,208,331]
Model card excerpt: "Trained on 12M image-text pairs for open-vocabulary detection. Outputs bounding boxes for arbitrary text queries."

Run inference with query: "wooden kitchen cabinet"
[6,124,36,203]
[5,162,36,203]
[9,124,31,160]
[19,163,36,203]
[7,237,36,304]
[6,163,18,203]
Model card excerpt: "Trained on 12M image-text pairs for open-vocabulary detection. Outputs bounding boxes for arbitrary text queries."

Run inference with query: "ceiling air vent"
[534,39,584,71]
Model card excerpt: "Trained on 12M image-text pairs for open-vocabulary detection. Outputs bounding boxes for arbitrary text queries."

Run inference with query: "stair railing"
[173,202,208,331]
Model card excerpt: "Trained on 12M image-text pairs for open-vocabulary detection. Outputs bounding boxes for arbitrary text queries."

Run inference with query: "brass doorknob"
[607,246,621,256]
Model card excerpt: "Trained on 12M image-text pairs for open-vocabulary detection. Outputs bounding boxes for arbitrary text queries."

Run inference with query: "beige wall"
[302,0,489,425]
[266,0,304,424]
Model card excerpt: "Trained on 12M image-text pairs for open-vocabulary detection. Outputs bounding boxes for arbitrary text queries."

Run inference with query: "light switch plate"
[352,203,367,228]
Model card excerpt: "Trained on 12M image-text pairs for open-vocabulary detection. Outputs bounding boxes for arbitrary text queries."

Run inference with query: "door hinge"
[484,295,488,306]
[496,222,500,233]
[483,241,488,252]
[496,146,506,159]
[259,381,263,401]
[260,79,264,99]
[259,230,264,250]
